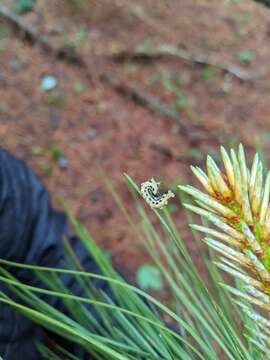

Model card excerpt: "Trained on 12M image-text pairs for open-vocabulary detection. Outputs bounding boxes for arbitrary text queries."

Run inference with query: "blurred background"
[1,0,270,288]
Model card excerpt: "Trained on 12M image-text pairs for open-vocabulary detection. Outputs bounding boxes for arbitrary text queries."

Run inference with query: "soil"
[1,0,270,283]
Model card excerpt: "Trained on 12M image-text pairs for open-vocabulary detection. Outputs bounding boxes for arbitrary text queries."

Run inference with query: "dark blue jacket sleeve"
[0,149,109,360]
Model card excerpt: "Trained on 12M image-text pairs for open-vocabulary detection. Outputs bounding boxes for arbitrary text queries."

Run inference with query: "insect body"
[141,178,175,209]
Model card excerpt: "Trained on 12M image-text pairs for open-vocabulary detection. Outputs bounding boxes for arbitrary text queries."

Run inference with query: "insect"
[141,178,175,209]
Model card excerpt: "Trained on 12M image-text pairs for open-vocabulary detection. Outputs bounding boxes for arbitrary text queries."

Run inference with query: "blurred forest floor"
[1,0,270,283]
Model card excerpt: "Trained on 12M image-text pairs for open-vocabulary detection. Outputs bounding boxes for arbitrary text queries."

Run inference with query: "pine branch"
[179,144,270,351]
[0,4,84,65]
[110,44,251,82]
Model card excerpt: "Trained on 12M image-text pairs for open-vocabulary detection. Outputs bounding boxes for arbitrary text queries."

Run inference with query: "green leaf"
[15,0,36,14]
[74,27,87,44]
[44,89,62,106]
[136,264,163,291]
[50,146,62,160]
[201,66,214,80]
[175,93,189,109]
[239,50,253,64]
[73,82,85,94]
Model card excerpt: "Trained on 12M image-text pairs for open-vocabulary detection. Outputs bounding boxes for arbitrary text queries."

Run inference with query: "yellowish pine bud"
[220,146,235,189]
[230,149,242,205]
[217,262,265,291]
[204,237,251,268]
[190,166,215,196]
[251,162,263,217]
[183,203,245,241]
[179,185,236,219]
[206,156,232,199]
[238,143,248,191]
[246,250,270,284]
[260,171,270,225]
[249,153,259,199]
[241,222,264,258]
[190,224,243,248]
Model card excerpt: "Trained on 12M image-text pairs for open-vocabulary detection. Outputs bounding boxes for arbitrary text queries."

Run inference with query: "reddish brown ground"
[1,0,270,281]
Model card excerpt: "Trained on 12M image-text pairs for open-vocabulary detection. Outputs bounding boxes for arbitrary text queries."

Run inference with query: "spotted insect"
[141,178,175,209]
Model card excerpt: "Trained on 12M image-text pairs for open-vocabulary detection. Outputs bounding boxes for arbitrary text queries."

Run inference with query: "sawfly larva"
[141,178,175,209]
